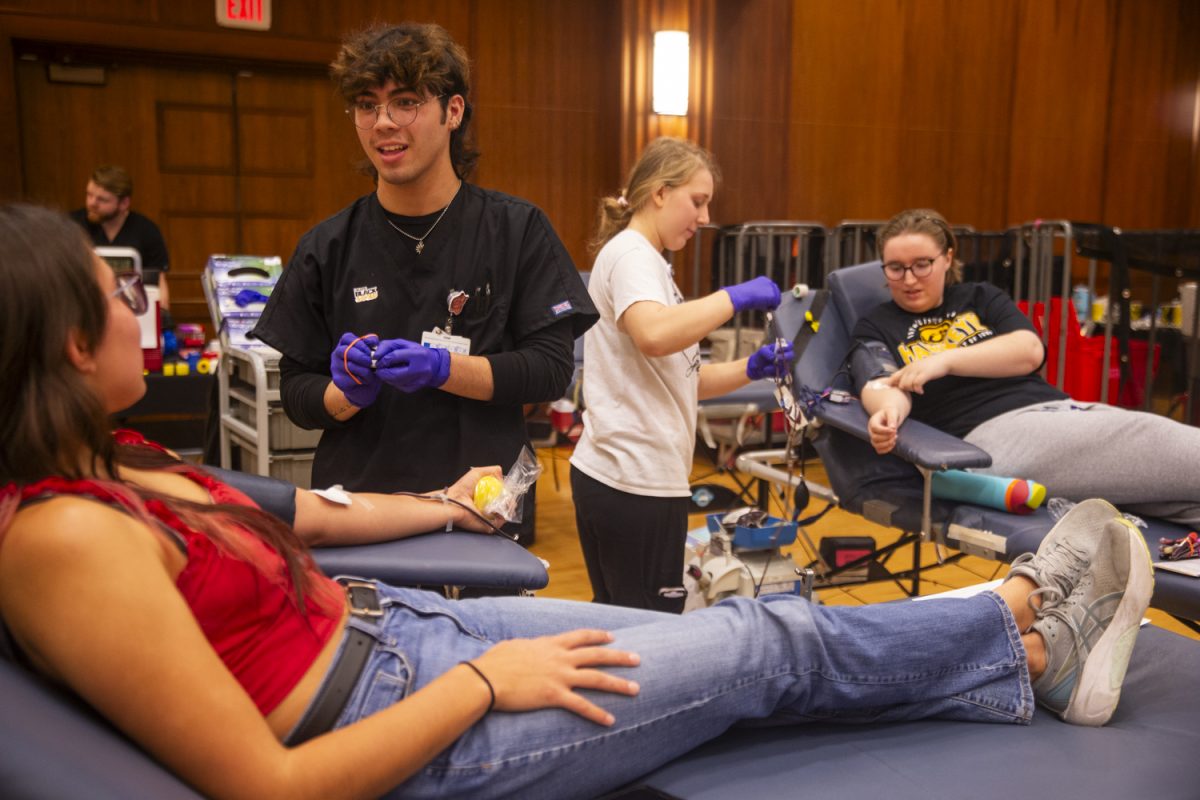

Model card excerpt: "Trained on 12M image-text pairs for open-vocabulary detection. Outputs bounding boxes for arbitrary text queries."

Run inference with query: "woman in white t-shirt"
[569,137,793,612]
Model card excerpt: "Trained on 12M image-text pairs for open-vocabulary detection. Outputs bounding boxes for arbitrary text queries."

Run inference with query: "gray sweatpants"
[965,399,1200,528]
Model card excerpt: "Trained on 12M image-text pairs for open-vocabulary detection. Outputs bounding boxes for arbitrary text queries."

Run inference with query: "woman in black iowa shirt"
[852,208,1200,529]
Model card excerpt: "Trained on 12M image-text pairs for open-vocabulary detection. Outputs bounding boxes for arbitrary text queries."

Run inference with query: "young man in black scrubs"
[70,165,171,309]
[251,23,596,544]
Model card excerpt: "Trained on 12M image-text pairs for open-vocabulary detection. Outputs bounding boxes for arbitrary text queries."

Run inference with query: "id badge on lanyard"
[422,289,472,354]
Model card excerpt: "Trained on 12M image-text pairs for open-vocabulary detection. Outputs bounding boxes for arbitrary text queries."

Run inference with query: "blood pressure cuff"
[848,340,900,393]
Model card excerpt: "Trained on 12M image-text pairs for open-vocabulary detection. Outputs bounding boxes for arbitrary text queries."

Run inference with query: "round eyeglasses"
[882,255,941,281]
[346,94,444,130]
[109,271,149,316]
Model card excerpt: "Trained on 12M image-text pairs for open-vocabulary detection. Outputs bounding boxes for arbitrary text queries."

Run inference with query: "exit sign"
[217,0,271,30]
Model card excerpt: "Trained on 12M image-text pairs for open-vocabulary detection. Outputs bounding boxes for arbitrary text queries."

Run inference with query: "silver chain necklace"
[384,182,462,254]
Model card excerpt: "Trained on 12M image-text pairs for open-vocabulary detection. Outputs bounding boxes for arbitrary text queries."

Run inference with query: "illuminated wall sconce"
[652,30,689,116]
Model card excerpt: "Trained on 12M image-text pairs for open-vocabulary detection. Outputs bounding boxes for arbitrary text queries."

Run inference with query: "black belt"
[284,579,383,746]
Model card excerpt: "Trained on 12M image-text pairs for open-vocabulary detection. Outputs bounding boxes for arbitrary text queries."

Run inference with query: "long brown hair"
[0,205,334,611]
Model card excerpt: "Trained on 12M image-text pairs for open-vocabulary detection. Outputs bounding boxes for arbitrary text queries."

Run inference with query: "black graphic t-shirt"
[852,282,1067,438]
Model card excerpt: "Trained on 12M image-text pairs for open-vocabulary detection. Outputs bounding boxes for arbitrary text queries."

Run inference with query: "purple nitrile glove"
[746,341,794,380]
[330,332,381,408]
[375,338,452,392]
[722,276,782,313]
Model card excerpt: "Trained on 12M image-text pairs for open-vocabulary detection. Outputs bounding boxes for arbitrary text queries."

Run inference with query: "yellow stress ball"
[473,475,504,511]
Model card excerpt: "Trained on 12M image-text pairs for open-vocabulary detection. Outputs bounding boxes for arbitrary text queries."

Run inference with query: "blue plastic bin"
[706,513,798,550]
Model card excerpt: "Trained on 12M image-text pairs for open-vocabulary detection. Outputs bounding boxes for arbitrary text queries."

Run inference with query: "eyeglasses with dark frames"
[881,254,942,281]
[346,94,445,130]
[109,271,149,316]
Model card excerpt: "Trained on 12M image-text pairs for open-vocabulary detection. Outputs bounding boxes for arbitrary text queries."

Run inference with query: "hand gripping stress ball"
[473,475,505,512]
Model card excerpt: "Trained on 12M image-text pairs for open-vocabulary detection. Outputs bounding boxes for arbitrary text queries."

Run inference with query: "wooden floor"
[528,443,1199,640]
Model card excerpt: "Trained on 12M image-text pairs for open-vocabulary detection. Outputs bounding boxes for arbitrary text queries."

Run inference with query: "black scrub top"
[251,184,596,496]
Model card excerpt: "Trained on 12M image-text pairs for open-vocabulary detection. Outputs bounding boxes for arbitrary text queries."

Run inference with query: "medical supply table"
[215,345,320,488]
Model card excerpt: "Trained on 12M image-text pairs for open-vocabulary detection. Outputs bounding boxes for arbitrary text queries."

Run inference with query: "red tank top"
[3,431,343,715]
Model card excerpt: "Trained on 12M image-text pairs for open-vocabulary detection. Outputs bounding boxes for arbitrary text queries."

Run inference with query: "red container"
[1019,296,1159,408]
[141,298,163,372]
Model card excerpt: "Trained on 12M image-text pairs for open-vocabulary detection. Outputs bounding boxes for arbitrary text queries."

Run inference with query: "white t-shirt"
[570,229,700,497]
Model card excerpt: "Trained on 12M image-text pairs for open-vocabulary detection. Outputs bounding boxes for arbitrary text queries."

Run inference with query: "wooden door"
[228,69,367,271]
[17,53,368,331]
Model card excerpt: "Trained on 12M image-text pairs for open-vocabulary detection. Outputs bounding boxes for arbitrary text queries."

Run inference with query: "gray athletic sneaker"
[1005,498,1122,608]
[1030,516,1154,726]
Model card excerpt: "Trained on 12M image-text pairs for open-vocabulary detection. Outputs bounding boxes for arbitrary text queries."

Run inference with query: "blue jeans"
[321,585,1032,800]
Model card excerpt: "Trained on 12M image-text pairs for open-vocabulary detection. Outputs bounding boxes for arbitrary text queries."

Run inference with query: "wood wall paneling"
[7,1,620,329]
[159,174,238,216]
[1184,0,1200,228]
[615,0,719,293]
[708,0,791,228]
[238,216,316,269]
[17,57,167,210]
[153,70,238,323]
[237,71,369,225]
[911,0,1016,228]
[1005,0,1115,227]
[787,0,907,225]
[0,0,472,41]
[238,110,312,177]
[618,0,695,178]
[5,0,1200,312]
[472,0,621,273]
[1,33,21,199]
[158,104,236,173]
[786,0,1018,229]
[1101,0,1197,228]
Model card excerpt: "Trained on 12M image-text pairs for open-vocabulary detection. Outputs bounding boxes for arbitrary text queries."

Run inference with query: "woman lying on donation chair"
[853,208,1200,529]
[0,203,1155,800]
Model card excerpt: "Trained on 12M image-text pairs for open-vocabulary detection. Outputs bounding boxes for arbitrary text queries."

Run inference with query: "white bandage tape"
[313,485,353,506]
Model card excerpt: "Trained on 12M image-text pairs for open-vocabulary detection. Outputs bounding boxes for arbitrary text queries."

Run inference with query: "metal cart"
[202,257,320,488]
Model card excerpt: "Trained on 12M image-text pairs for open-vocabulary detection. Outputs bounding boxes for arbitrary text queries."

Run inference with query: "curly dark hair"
[331,22,479,179]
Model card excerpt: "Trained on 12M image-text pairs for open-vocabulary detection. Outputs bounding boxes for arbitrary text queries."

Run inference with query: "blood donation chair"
[206,467,549,594]
[0,467,547,799]
[4,465,1200,799]
[625,623,1200,800]
[756,261,1200,626]
[693,379,783,508]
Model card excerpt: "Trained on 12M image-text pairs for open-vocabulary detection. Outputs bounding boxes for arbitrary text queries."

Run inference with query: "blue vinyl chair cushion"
[204,466,548,591]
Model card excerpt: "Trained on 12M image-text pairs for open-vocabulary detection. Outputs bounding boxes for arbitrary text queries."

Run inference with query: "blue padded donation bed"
[5,612,1198,799]
[203,465,549,592]
[0,466,551,799]
[3,466,1200,798]
[625,625,1200,800]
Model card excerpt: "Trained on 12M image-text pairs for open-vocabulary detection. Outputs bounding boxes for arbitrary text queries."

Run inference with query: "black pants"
[570,465,689,614]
